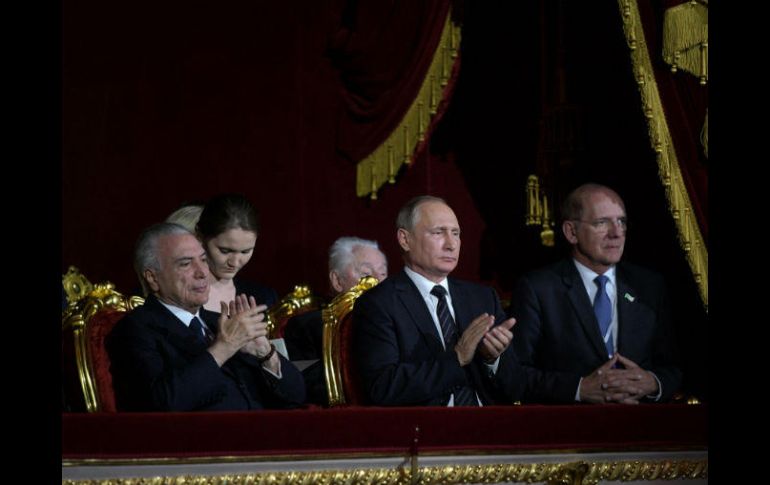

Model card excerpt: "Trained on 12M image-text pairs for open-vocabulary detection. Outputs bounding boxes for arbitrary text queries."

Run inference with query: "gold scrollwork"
[61,458,707,485]
[265,284,322,338]
[62,265,94,308]
[62,267,144,412]
[322,275,380,406]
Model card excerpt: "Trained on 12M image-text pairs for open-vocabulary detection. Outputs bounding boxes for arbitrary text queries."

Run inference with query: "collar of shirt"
[572,259,617,304]
[403,265,457,336]
[157,299,203,328]
[404,266,453,309]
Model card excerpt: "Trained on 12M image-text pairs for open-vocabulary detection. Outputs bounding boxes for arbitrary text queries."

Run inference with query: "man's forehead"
[585,192,625,213]
[161,233,204,256]
[418,202,458,225]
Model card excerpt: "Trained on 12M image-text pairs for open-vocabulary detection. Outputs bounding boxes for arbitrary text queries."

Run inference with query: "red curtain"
[330,0,453,163]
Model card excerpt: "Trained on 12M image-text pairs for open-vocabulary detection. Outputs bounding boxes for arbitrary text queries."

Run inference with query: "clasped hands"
[454,313,516,366]
[207,294,273,367]
[579,353,659,404]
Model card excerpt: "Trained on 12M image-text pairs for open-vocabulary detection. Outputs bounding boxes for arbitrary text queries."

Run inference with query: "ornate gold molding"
[62,267,144,412]
[265,284,322,338]
[355,10,462,199]
[617,0,708,311]
[62,265,94,308]
[322,275,379,406]
[61,458,707,485]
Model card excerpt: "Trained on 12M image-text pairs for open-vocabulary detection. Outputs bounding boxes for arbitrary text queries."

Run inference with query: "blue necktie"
[190,316,213,345]
[430,285,478,407]
[593,275,614,357]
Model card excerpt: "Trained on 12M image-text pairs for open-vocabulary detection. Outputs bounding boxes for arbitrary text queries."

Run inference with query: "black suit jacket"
[509,259,682,403]
[106,295,305,411]
[283,310,324,361]
[353,270,525,406]
[235,279,278,307]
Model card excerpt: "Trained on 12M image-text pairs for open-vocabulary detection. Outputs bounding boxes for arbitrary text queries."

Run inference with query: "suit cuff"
[645,372,662,401]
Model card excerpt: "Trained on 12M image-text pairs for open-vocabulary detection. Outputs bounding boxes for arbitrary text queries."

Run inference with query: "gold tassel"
[525,175,541,226]
[662,1,708,84]
[540,193,555,247]
[524,175,555,248]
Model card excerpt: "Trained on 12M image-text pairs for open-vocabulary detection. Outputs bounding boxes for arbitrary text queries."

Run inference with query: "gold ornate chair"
[62,268,144,412]
[322,276,379,406]
[62,265,94,308]
[265,285,323,339]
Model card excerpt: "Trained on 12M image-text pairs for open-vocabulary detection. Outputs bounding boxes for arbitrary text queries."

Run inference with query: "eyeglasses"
[572,217,627,234]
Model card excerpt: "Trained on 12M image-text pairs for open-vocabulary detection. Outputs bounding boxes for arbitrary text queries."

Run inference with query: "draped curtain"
[637,0,708,241]
[328,0,458,198]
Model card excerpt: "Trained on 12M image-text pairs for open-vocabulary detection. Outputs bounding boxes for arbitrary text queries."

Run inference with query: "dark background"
[62,0,707,400]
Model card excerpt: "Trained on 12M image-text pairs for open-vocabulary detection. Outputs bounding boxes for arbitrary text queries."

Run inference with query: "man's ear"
[329,270,344,294]
[562,220,578,244]
[397,228,411,252]
[144,268,161,293]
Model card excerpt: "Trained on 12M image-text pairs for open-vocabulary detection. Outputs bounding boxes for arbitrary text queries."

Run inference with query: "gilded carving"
[62,267,144,412]
[61,458,708,485]
[322,276,379,406]
[265,285,322,338]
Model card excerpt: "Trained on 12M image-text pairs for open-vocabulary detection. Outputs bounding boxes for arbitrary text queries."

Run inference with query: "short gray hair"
[396,195,447,232]
[328,236,383,274]
[134,222,192,296]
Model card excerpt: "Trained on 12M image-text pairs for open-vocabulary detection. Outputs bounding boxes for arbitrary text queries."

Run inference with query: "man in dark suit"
[353,196,523,406]
[106,222,305,411]
[510,183,682,404]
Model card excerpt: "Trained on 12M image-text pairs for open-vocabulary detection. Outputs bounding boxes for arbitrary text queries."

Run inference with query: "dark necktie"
[593,275,614,357]
[190,316,213,345]
[430,285,478,407]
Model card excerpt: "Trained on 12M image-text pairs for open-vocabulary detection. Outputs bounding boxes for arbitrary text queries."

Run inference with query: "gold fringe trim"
[62,458,708,485]
[356,10,461,199]
[618,0,708,311]
[662,1,708,85]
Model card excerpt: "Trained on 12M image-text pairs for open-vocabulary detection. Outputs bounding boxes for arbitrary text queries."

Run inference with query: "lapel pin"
[624,292,635,302]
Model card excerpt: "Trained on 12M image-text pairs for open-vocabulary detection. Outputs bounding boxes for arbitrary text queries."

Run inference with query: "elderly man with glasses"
[507,183,682,405]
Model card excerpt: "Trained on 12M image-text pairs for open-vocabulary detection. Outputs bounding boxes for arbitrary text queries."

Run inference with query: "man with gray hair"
[106,222,305,411]
[509,183,681,404]
[284,236,388,361]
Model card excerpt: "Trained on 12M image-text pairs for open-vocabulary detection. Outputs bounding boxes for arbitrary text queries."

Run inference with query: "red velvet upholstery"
[62,305,125,413]
[86,309,125,413]
[338,310,364,406]
[62,404,708,459]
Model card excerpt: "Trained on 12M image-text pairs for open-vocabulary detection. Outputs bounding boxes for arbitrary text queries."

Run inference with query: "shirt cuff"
[575,377,583,402]
[484,356,501,375]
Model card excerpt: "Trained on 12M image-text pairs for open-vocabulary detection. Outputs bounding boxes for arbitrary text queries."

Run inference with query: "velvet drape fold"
[330,0,453,164]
